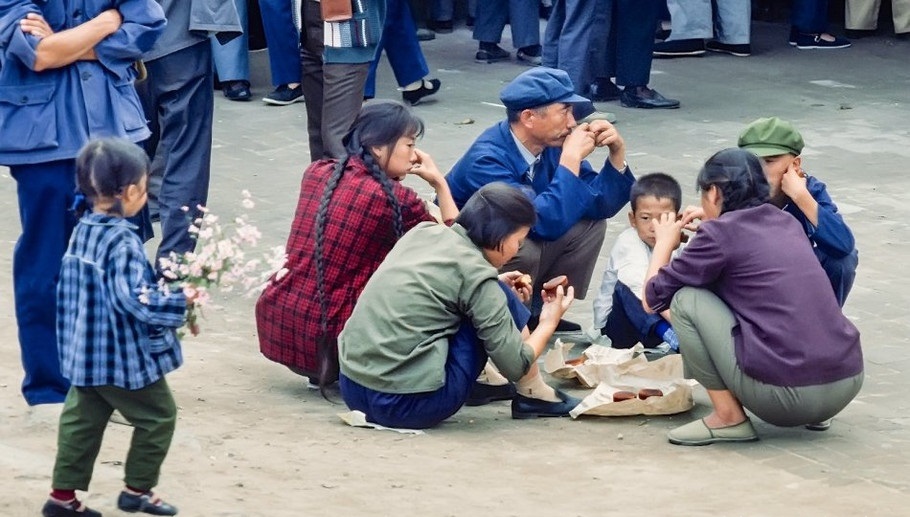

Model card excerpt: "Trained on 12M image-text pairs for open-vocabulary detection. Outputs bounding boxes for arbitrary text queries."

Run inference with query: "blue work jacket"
[446,120,635,241]
[0,0,165,166]
[785,174,856,259]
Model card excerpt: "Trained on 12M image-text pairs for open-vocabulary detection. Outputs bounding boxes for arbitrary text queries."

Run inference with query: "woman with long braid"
[256,101,458,386]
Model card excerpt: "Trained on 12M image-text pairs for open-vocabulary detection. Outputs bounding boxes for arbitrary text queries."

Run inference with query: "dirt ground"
[2,19,910,517]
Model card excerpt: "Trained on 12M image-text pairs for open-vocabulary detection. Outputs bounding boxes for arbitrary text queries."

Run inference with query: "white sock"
[476,361,509,386]
[401,79,423,92]
[516,373,561,402]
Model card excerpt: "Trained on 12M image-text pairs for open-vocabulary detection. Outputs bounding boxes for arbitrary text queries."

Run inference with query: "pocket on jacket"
[0,83,58,152]
[110,80,148,132]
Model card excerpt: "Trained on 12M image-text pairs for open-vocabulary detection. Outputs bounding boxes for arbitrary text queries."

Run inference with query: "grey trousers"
[300,0,370,162]
[665,0,751,44]
[502,218,607,301]
[846,0,910,33]
[670,287,863,427]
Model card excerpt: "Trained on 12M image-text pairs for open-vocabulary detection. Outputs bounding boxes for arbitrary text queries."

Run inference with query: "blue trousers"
[432,0,477,20]
[603,281,666,349]
[591,0,659,87]
[819,248,859,308]
[791,0,830,33]
[365,0,429,98]
[11,161,76,405]
[211,0,250,82]
[664,0,751,45]
[340,282,530,429]
[258,0,302,86]
[543,0,602,95]
[473,0,540,49]
[135,42,214,263]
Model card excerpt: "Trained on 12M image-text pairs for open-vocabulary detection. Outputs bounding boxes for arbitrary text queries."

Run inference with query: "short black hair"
[697,148,770,214]
[456,183,536,251]
[630,173,682,213]
[506,105,549,123]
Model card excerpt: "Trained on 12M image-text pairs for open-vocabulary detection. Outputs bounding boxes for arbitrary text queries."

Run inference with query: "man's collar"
[509,128,539,167]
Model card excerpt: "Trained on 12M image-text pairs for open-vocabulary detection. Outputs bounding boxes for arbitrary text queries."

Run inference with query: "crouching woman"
[338,183,580,429]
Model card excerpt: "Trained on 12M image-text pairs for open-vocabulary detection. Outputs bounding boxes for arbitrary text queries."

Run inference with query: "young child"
[42,139,189,517]
[590,173,684,351]
[738,117,858,307]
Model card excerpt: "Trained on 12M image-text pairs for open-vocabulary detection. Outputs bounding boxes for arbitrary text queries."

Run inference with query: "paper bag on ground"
[543,341,644,388]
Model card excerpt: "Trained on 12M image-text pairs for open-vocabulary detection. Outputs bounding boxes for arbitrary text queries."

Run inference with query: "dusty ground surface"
[1,20,909,517]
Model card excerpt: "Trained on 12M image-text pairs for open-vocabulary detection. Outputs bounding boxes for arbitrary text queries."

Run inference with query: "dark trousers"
[791,0,830,33]
[10,161,76,405]
[365,0,429,98]
[52,379,177,491]
[591,0,660,87]
[340,282,530,429]
[473,0,540,49]
[543,0,602,95]
[258,0,303,86]
[603,281,665,349]
[819,248,859,307]
[135,42,214,263]
[300,0,370,161]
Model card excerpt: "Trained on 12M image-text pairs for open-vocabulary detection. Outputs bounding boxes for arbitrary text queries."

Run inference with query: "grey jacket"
[145,0,241,61]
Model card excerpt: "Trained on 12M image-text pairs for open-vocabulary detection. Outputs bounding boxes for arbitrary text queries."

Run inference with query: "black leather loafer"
[620,87,680,109]
[511,389,581,419]
[401,78,441,106]
[465,381,517,406]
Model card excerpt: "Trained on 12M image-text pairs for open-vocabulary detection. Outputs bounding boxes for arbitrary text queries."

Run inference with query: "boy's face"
[761,153,800,202]
[628,195,677,248]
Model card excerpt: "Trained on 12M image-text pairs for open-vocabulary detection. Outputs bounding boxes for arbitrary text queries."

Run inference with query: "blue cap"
[499,67,590,111]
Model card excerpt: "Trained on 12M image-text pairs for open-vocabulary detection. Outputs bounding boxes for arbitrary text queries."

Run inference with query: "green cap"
[737,117,804,157]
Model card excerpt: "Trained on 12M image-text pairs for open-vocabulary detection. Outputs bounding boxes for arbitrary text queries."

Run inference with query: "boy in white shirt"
[590,173,683,351]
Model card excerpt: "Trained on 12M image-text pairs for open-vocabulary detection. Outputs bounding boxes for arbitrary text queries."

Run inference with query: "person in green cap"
[738,117,858,308]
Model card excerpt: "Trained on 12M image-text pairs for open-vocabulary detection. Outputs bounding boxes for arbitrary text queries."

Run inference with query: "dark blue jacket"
[785,175,856,259]
[446,121,635,241]
[0,0,165,166]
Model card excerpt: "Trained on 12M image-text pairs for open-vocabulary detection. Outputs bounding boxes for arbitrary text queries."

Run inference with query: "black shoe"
[465,382,517,406]
[221,80,251,101]
[516,45,542,66]
[402,78,441,106]
[427,19,453,33]
[805,419,832,431]
[620,86,680,109]
[653,38,706,57]
[42,499,102,517]
[589,79,622,102]
[117,491,177,516]
[705,41,752,56]
[466,16,475,28]
[511,389,581,419]
[262,83,304,106]
[539,3,553,19]
[655,27,671,41]
[475,44,510,63]
[526,315,582,333]
[416,28,436,41]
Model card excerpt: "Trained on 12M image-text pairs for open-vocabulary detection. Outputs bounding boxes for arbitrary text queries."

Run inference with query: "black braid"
[361,150,404,240]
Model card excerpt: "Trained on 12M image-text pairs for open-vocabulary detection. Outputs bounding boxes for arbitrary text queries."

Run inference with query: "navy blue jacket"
[786,175,856,259]
[446,121,635,241]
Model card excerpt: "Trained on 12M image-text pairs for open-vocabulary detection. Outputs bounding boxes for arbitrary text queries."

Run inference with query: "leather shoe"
[511,389,581,419]
[222,80,251,101]
[620,86,680,109]
[465,381,516,406]
[117,491,177,516]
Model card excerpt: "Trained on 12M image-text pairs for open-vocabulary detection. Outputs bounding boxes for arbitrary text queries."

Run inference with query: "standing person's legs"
[11,162,76,405]
[300,0,326,161]
[141,43,215,262]
[51,387,115,490]
[892,0,910,33]
[258,0,303,87]
[663,0,712,41]
[102,379,177,491]
[614,0,660,88]
[384,2,431,88]
[321,64,370,160]
[791,0,830,33]
[431,0,454,22]
[544,0,602,94]
[541,0,566,68]
[473,0,508,44]
[713,0,751,44]
[590,0,617,83]
[211,0,250,82]
[507,0,542,50]
[845,0,882,30]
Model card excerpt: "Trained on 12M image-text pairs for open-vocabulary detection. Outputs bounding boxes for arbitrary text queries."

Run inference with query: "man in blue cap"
[447,67,634,332]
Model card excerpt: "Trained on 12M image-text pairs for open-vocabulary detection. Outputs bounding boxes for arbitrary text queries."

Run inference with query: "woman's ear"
[709,185,723,210]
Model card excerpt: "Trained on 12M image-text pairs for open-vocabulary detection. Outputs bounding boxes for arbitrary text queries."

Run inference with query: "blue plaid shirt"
[57,213,187,389]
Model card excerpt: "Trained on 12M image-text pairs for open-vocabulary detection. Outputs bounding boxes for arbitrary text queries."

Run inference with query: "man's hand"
[586,119,626,171]
[559,123,596,175]
[19,13,54,39]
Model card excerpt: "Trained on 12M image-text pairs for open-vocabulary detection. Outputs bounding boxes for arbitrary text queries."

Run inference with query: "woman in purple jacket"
[643,148,863,446]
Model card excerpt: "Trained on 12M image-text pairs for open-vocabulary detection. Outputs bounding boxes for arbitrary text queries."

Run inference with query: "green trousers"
[52,378,177,491]
[670,287,863,427]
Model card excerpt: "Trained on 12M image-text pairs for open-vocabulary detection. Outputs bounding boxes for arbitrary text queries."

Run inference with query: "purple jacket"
[646,204,862,387]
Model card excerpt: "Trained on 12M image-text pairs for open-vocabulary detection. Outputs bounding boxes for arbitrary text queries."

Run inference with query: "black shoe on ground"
[262,83,304,105]
[705,41,752,56]
[526,315,582,333]
[511,389,581,419]
[805,419,832,431]
[222,80,251,101]
[620,86,680,109]
[42,499,102,517]
[402,78,441,106]
[467,16,475,27]
[465,381,517,406]
[589,78,622,102]
[117,491,178,516]
[653,38,706,57]
[416,27,436,41]
[475,44,510,63]
[427,19,453,33]
[516,45,542,66]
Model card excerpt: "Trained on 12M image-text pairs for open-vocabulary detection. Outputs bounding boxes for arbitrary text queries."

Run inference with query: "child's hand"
[652,212,685,249]
[780,162,809,200]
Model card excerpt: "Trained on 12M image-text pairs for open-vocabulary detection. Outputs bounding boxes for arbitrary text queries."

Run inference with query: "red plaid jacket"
[256,157,435,374]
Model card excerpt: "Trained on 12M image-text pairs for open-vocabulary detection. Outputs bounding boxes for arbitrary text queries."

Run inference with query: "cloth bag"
[543,341,695,417]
